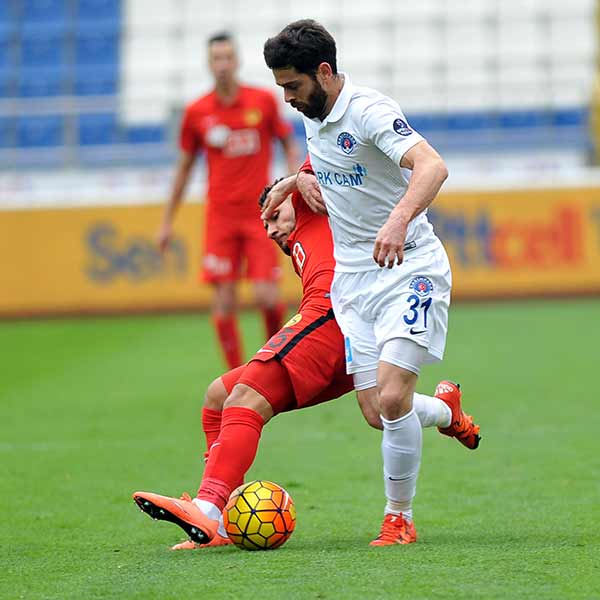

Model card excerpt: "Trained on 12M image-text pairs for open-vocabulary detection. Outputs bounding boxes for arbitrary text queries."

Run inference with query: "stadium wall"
[2,187,600,317]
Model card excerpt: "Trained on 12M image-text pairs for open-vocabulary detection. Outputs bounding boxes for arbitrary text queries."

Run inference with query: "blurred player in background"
[158,32,299,368]
[133,172,480,550]
[263,20,455,546]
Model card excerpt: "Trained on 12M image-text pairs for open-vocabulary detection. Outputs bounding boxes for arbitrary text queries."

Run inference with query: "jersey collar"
[319,73,352,126]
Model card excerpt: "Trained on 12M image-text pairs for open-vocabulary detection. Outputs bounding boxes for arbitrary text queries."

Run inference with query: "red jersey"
[286,191,335,311]
[180,85,292,212]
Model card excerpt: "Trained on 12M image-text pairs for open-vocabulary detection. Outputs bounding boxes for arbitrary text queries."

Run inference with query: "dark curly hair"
[264,19,337,76]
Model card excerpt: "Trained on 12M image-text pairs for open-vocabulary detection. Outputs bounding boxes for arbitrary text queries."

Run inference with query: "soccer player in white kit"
[263,20,480,546]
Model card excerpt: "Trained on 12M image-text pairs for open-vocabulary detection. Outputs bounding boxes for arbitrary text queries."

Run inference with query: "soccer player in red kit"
[158,32,299,369]
[134,168,481,549]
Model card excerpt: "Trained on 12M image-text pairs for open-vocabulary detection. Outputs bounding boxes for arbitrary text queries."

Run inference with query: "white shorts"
[331,241,452,375]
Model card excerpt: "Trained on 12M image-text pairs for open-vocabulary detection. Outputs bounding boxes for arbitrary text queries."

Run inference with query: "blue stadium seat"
[0,24,17,69]
[498,110,549,129]
[21,24,68,67]
[78,113,119,145]
[22,0,69,23]
[77,0,121,22]
[75,21,119,66]
[74,65,118,95]
[0,117,14,147]
[125,125,166,144]
[446,112,497,131]
[0,68,16,97]
[16,115,64,147]
[553,108,587,127]
[18,66,68,97]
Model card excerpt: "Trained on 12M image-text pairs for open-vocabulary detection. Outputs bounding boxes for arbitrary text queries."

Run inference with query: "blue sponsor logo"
[410,276,434,297]
[316,163,367,187]
[337,131,357,154]
[393,118,412,136]
[85,222,187,283]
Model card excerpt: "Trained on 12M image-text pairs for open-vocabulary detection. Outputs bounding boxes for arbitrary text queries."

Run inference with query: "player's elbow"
[432,157,448,186]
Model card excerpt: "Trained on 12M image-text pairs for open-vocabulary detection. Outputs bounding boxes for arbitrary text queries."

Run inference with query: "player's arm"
[360,98,448,267]
[158,151,196,252]
[374,141,447,268]
[295,155,326,215]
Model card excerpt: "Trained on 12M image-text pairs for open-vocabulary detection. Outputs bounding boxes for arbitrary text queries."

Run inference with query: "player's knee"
[253,282,279,308]
[204,377,227,411]
[378,386,413,420]
[224,384,274,422]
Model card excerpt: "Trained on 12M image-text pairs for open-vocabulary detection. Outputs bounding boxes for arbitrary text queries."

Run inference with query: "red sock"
[262,303,285,339]
[201,407,222,460]
[213,315,242,369]
[197,406,264,511]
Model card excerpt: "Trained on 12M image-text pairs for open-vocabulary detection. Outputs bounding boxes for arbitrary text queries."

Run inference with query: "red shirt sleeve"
[299,154,313,173]
[266,92,292,140]
[179,105,202,155]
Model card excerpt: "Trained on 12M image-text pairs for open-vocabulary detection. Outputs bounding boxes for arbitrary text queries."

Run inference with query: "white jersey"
[303,74,440,272]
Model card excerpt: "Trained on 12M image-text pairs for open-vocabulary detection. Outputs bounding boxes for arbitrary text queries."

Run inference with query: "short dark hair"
[208,31,234,46]
[264,19,337,76]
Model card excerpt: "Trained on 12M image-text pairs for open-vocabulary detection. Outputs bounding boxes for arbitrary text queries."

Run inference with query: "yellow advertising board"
[1,186,600,317]
[0,203,301,317]
[430,187,600,298]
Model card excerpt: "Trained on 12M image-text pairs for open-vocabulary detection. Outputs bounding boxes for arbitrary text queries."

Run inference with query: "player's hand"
[373,217,408,268]
[261,175,296,219]
[297,171,327,215]
[157,222,172,253]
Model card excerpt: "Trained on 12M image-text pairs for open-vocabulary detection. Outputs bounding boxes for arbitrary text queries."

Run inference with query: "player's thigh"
[201,212,243,283]
[330,271,380,375]
[373,244,451,363]
[241,219,281,282]
[234,358,296,418]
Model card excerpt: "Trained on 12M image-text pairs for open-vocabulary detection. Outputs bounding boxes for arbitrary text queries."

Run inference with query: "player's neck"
[215,80,239,104]
[319,74,345,121]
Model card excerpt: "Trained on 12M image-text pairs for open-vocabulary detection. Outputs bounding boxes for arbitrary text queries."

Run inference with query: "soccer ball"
[223,480,296,550]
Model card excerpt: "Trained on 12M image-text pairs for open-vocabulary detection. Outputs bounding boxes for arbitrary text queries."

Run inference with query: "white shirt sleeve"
[359,96,424,166]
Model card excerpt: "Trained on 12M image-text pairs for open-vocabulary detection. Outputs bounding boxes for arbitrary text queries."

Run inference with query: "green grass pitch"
[2,299,600,599]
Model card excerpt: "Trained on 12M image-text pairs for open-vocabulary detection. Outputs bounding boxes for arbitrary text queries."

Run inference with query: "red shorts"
[201,203,281,284]
[221,305,353,414]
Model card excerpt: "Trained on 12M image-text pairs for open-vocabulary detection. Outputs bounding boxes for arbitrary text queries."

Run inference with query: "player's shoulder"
[185,91,215,114]
[240,84,276,102]
[349,84,398,113]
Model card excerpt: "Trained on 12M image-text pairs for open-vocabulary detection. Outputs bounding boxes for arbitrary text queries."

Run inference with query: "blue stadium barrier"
[78,112,119,145]
[18,65,67,97]
[22,0,69,23]
[124,125,167,144]
[21,24,68,67]
[0,67,15,97]
[16,115,64,147]
[75,21,120,66]
[0,117,13,148]
[74,64,118,95]
[77,0,120,22]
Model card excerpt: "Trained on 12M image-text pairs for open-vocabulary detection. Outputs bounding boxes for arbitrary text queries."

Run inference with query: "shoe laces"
[376,514,409,542]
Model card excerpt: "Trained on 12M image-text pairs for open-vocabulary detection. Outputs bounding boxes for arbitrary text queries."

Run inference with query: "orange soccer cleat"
[435,380,481,450]
[133,491,218,545]
[369,513,417,546]
[170,533,233,550]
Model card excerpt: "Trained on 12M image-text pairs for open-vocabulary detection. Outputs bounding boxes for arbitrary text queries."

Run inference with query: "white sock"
[381,409,422,520]
[412,392,452,428]
[217,515,227,538]
[192,498,221,522]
